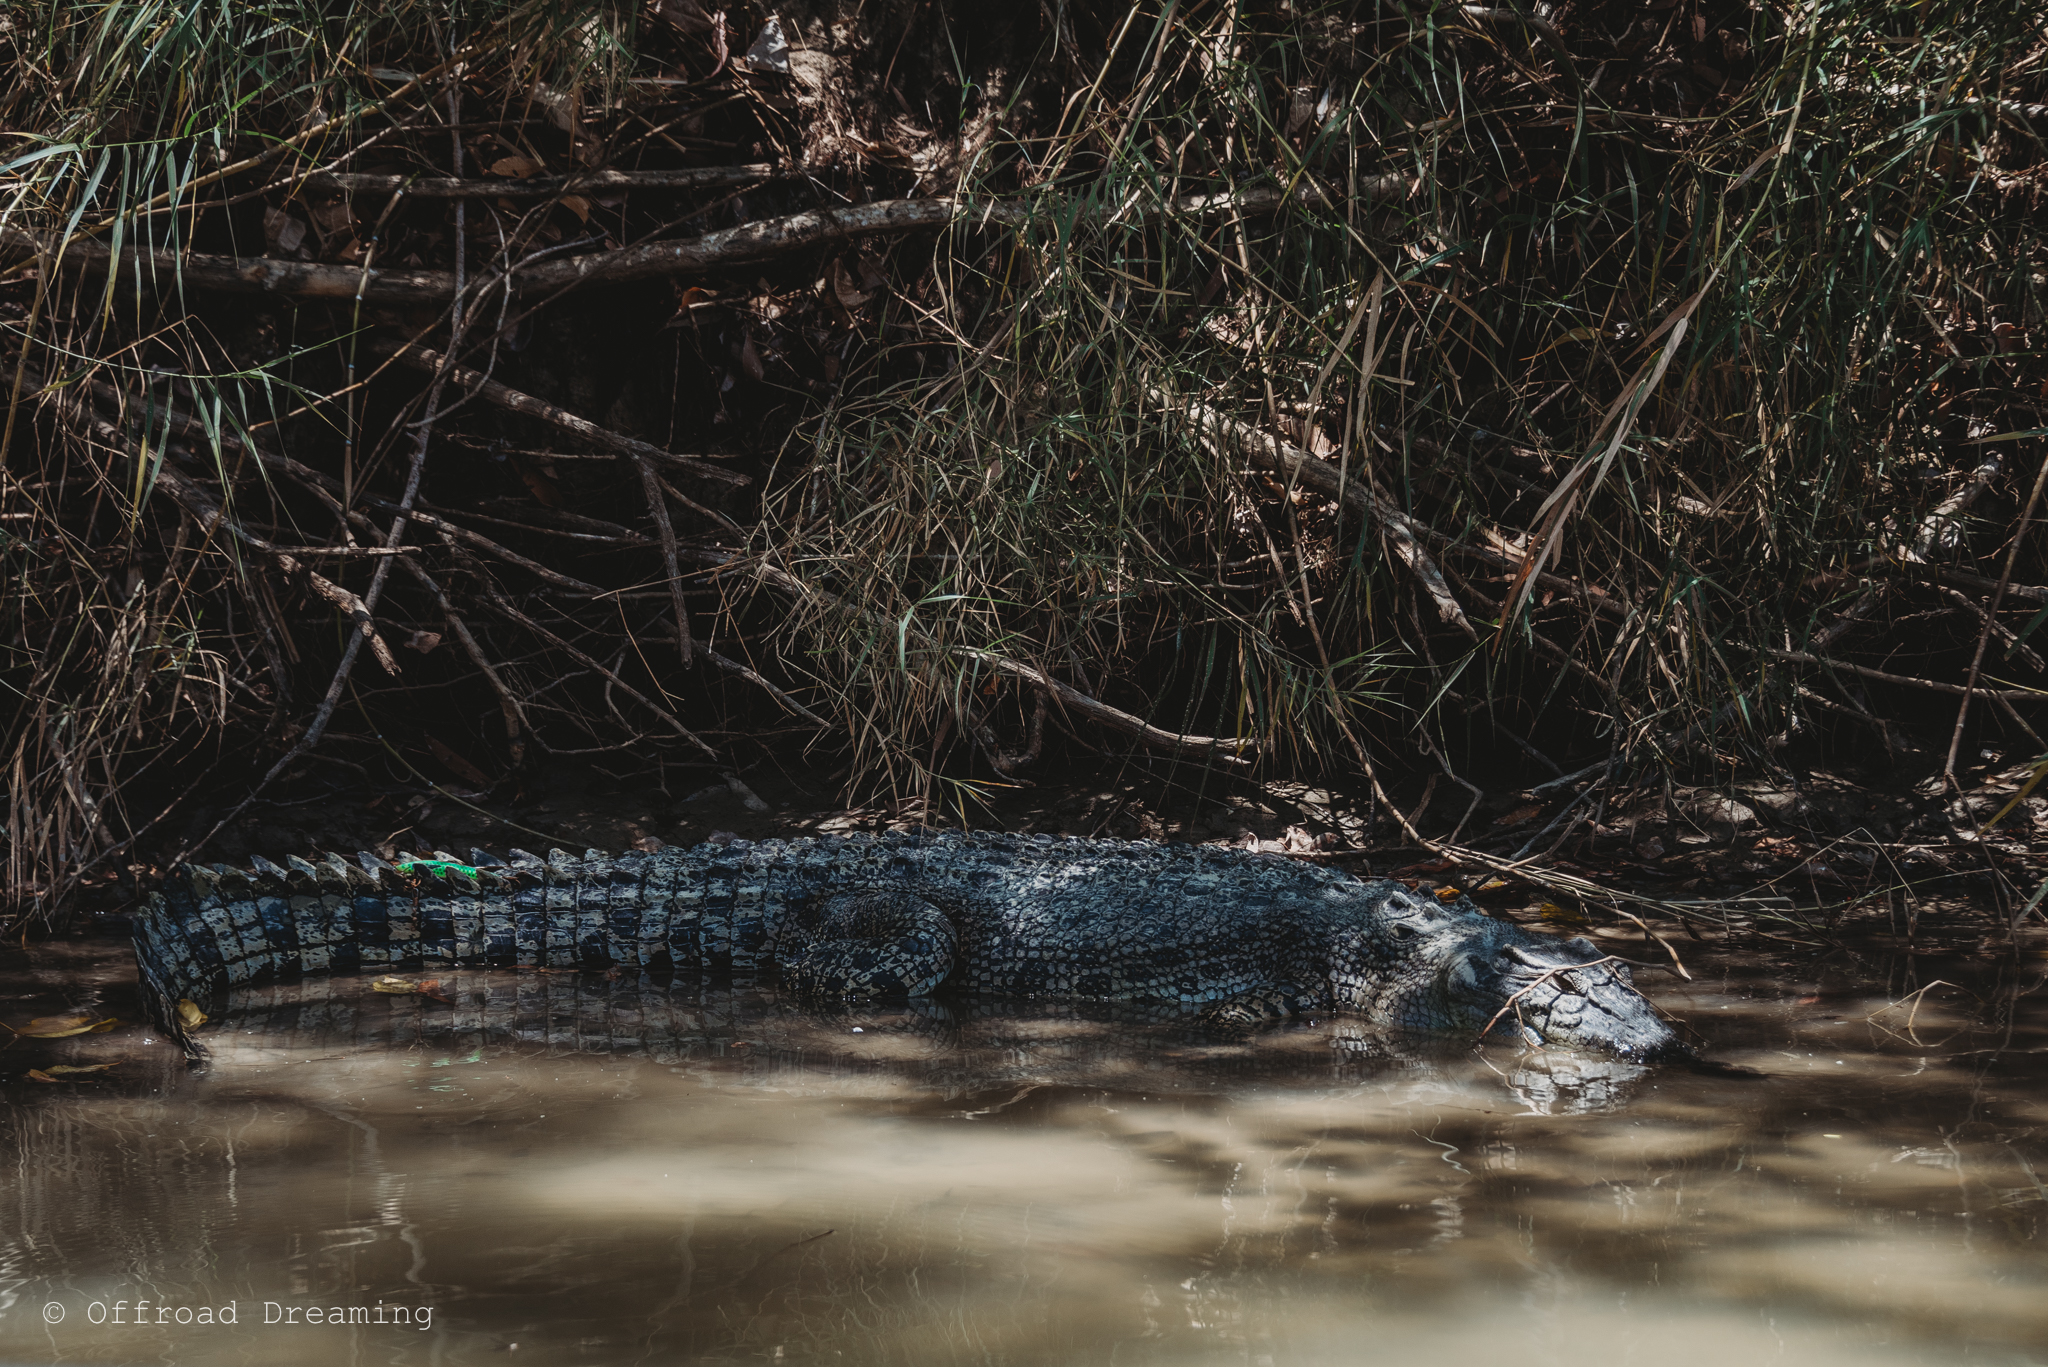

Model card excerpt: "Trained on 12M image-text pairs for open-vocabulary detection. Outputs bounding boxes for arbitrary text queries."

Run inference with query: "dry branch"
[5,180,1403,305]
[513,182,1395,294]
[1441,542,1628,621]
[302,163,777,198]
[246,441,611,595]
[1763,648,2048,702]
[403,559,529,765]
[0,229,460,303]
[633,454,694,666]
[461,552,718,758]
[1932,566,2048,605]
[960,650,1256,766]
[702,647,828,726]
[361,502,608,596]
[14,367,408,676]
[685,549,1259,765]
[380,343,747,488]
[1157,388,1477,639]
[1909,449,2002,562]
[273,552,403,677]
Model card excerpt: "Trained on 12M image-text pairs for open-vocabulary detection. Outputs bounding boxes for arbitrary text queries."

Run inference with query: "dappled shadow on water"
[2,941,2046,1366]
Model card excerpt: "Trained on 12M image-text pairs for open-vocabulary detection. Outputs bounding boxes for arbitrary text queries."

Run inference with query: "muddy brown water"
[1,932,2045,1366]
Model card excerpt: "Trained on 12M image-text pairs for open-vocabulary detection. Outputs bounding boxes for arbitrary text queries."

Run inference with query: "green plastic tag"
[395,858,480,879]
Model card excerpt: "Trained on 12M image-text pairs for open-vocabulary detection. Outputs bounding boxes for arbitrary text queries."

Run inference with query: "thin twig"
[402,558,529,765]
[466,553,718,758]
[1478,954,1641,1043]
[634,455,694,666]
[303,163,779,198]
[1765,648,2047,703]
[377,342,747,487]
[1944,444,2048,779]
[702,646,828,726]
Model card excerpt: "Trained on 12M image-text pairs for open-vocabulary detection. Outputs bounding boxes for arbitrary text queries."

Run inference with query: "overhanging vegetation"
[2,0,2045,919]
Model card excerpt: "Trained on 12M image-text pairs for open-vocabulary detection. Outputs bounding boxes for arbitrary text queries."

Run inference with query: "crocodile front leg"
[785,891,958,999]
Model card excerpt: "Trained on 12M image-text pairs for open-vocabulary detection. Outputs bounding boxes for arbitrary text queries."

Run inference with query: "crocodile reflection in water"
[133,830,1692,1063]
[201,971,1659,1117]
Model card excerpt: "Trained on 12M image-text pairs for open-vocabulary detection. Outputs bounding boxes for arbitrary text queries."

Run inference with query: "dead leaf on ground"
[176,999,208,1029]
[488,154,544,178]
[741,16,790,73]
[1539,902,1589,926]
[665,285,720,328]
[8,1015,120,1038]
[42,1063,120,1077]
[827,257,869,309]
[372,976,423,994]
[262,208,308,256]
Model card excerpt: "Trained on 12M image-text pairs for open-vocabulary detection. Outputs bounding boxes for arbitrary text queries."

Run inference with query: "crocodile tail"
[131,848,542,1031]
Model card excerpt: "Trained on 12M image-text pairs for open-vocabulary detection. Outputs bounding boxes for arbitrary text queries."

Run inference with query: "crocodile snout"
[1458,929,1684,1061]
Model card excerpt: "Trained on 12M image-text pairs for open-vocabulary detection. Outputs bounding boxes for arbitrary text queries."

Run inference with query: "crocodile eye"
[1389,923,1416,941]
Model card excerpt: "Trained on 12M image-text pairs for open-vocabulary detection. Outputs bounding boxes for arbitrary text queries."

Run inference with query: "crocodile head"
[1329,884,1689,1062]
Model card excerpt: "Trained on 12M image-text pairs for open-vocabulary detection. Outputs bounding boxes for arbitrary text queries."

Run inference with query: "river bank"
[44,744,2041,981]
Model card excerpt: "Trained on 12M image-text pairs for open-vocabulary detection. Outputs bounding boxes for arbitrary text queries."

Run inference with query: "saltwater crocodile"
[132,830,1690,1060]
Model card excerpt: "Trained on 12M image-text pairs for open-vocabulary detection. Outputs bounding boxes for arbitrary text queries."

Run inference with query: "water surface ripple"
[2,942,2045,1365]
